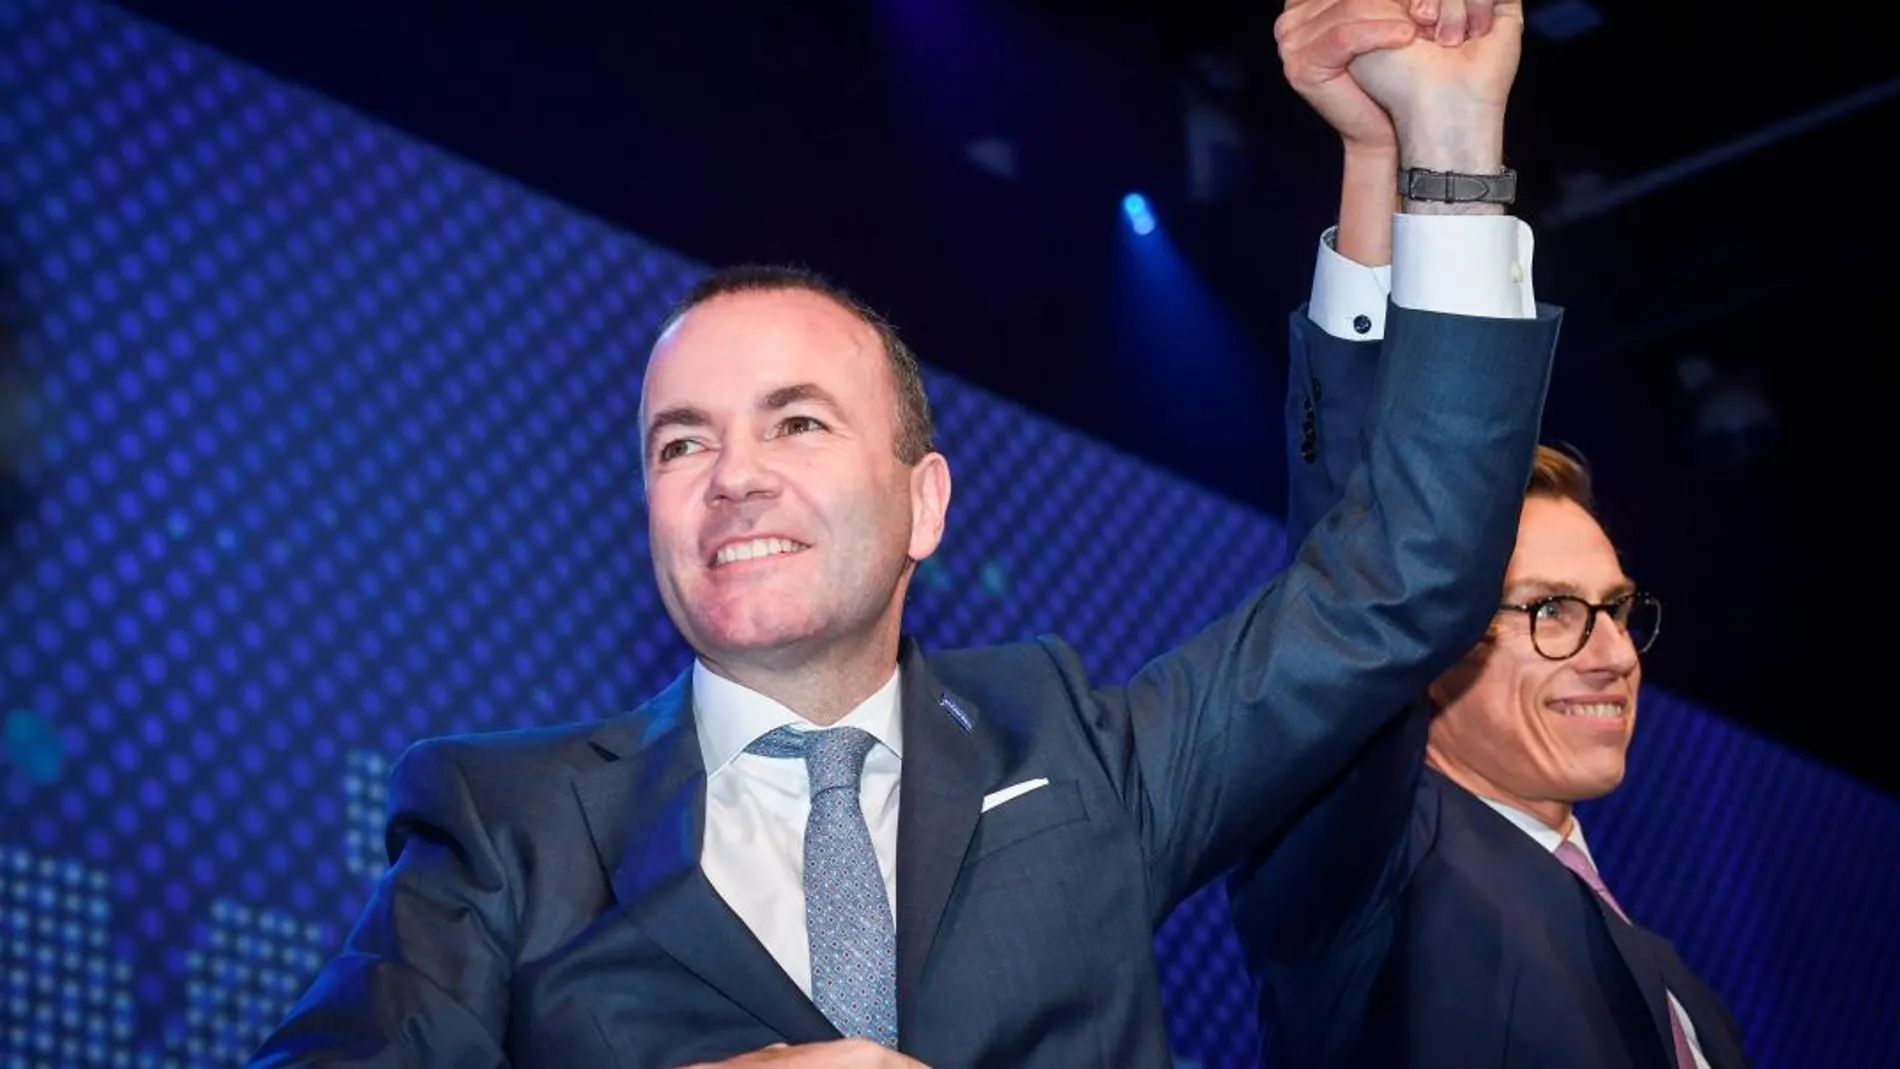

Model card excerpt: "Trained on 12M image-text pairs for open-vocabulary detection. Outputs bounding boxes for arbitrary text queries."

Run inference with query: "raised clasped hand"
[1277,0,1522,152]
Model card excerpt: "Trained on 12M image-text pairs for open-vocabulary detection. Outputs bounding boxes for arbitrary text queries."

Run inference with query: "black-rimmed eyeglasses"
[1496,592,1662,661]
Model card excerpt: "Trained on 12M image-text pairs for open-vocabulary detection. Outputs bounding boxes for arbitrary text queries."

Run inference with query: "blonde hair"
[1527,443,1596,514]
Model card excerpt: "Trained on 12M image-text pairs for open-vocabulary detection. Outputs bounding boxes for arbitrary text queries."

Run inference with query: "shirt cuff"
[1390,214,1536,319]
[1308,227,1394,342]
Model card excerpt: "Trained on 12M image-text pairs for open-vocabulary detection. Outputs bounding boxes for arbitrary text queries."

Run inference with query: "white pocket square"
[980,778,1049,813]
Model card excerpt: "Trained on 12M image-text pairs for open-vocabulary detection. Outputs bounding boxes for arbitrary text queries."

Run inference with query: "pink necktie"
[1555,840,1698,1069]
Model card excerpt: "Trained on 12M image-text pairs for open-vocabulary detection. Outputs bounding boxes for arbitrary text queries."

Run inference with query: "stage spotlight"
[1122,193,1156,236]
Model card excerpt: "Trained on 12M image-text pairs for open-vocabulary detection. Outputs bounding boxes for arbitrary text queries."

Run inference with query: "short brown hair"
[656,265,936,465]
[1526,442,1596,515]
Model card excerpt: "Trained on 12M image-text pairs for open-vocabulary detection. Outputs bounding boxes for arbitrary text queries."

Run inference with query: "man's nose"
[706,440,780,504]
[1573,608,1640,678]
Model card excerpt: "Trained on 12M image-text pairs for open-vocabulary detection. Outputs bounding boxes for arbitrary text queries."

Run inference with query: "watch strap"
[1399,167,1518,205]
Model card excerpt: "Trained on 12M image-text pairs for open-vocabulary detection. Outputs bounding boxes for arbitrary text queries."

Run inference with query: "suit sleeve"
[1046,300,1560,917]
[1223,308,1434,964]
[1282,305,1384,549]
[247,742,517,1067]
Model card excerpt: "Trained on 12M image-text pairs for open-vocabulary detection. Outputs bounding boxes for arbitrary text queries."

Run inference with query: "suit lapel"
[1591,892,1680,1065]
[1433,774,1678,1066]
[892,640,1002,1034]
[570,673,837,1044]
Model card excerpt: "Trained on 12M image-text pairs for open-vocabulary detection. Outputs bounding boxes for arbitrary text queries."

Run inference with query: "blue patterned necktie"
[745,725,899,1048]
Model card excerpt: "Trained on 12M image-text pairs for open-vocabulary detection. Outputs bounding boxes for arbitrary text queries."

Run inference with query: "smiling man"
[248,5,1565,1059]
[1232,447,1752,1069]
[639,275,950,729]
[1427,453,1657,824]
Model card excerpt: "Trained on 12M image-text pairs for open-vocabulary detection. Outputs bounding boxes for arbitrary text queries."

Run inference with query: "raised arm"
[1246,27,1426,966]
[1051,0,1547,914]
[248,742,518,1067]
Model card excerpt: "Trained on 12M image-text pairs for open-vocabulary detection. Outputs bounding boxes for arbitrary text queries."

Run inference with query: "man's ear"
[907,452,952,562]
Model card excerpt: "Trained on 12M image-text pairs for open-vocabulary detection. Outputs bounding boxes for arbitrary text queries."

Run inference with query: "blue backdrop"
[2,2,1896,1066]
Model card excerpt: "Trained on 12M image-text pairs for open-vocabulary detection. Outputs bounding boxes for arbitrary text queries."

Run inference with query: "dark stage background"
[3,2,1898,1067]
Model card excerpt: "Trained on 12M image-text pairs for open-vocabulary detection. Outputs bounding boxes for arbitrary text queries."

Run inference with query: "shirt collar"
[1476,795,1598,866]
[692,659,905,775]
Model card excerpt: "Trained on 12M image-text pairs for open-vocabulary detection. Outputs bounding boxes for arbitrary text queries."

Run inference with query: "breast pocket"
[970,778,1089,861]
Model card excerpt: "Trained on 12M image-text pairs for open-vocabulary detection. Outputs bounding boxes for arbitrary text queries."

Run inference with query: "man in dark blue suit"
[1229,2,1750,1066]
[248,7,1561,1063]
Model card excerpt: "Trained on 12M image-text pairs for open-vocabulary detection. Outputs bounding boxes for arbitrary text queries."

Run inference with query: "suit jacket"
[248,302,1560,1069]
[1228,308,1750,1069]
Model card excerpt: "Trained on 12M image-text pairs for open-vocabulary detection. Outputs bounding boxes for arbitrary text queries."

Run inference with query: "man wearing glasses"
[1233,442,1753,1068]
[1228,1,1750,1064]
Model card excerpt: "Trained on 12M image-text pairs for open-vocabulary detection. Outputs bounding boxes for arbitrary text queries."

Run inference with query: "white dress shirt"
[1478,798,1713,1069]
[1308,213,1539,341]
[694,660,904,997]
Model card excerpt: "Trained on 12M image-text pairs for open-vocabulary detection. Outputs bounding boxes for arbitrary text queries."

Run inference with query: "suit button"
[1352,314,1372,335]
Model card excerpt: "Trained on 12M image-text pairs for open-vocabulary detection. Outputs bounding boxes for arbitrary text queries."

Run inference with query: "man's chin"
[695,619,827,664]
[1560,766,1627,804]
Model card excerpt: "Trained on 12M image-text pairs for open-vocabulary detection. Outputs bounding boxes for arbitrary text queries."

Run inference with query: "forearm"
[249,951,515,1067]
[1129,304,1560,906]
[249,744,517,1066]
[1336,145,1399,266]
[1397,96,1507,217]
[1387,107,1533,319]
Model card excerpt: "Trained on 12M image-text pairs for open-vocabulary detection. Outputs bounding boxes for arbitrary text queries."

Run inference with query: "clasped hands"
[1276,0,1522,162]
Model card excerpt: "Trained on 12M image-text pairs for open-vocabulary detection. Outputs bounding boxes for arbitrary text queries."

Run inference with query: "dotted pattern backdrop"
[2,2,1897,1067]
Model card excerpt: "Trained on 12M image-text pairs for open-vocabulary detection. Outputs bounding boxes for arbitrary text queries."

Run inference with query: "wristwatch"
[1399,167,1518,206]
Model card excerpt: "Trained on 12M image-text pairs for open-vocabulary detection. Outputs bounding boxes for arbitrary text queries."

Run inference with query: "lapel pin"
[938,692,974,733]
